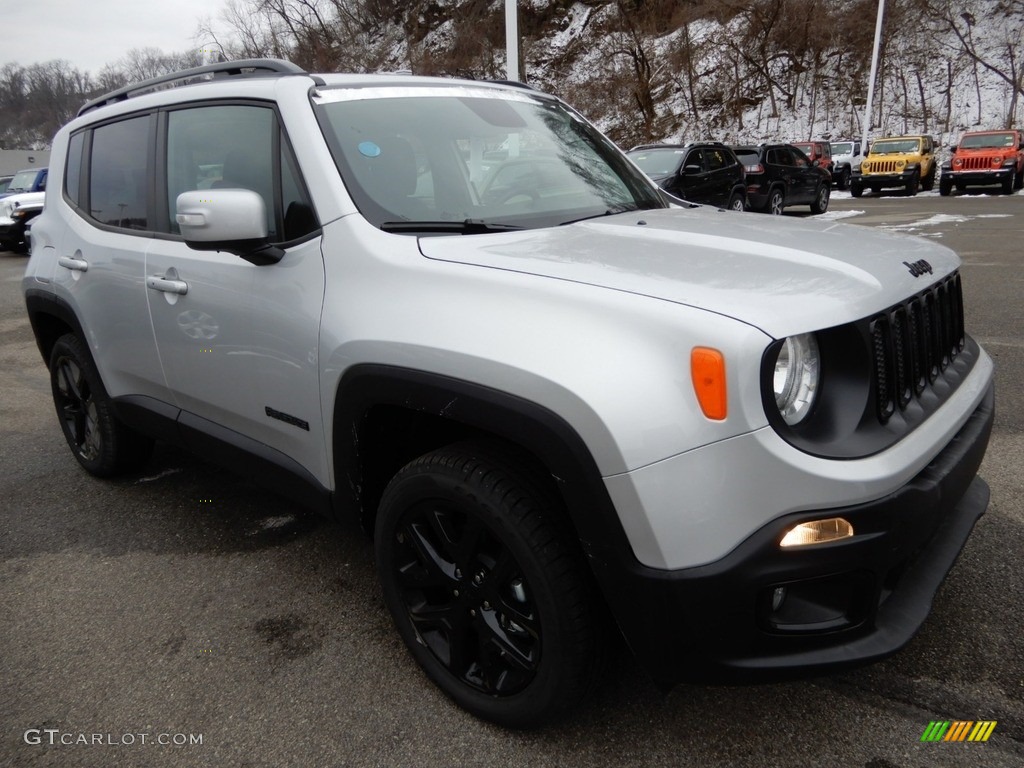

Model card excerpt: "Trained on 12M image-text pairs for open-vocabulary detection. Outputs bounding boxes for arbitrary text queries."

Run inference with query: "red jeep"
[940,130,1024,195]
[791,141,834,177]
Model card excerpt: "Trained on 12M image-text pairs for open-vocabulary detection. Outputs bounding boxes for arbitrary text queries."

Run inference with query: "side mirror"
[949,145,957,153]
[682,164,702,175]
[176,189,284,266]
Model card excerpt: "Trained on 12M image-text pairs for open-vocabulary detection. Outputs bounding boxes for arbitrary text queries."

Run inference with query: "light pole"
[505,0,519,81]
[861,0,886,156]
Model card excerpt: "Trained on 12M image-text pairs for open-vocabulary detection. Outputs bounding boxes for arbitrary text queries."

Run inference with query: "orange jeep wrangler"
[940,130,1024,195]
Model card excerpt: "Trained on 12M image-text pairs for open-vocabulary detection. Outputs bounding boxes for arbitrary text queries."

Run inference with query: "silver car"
[24,59,994,728]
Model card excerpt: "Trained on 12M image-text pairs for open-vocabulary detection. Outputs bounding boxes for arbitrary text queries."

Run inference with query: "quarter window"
[65,132,84,207]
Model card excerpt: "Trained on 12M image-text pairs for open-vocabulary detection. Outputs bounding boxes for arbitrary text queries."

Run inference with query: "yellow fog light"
[779,517,854,548]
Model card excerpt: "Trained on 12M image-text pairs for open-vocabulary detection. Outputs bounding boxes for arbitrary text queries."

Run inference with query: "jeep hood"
[417,207,959,339]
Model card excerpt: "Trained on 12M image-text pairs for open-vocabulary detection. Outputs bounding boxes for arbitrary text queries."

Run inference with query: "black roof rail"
[78,59,314,117]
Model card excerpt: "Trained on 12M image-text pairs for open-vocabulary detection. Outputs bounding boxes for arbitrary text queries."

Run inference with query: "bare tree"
[925,0,1024,127]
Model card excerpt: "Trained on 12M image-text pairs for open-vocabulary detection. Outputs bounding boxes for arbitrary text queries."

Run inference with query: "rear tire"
[375,442,606,728]
[765,188,784,215]
[836,167,850,190]
[810,183,830,214]
[726,193,745,212]
[49,334,154,476]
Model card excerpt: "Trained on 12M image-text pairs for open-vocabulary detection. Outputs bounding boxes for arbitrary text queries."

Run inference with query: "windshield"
[831,142,854,155]
[870,139,921,154]
[627,148,685,177]
[313,85,663,233]
[7,169,39,193]
[960,132,1015,149]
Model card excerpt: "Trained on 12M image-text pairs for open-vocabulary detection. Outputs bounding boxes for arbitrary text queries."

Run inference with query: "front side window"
[167,105,276,237]
[314,85,662,233]
[165,104,318,242]
[89,116,150,229]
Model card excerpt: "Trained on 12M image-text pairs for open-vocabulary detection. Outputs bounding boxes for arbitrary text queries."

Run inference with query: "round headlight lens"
[773,333,820,425]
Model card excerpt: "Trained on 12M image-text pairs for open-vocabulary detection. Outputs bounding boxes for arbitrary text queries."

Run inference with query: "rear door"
[51,114,172,404]
[786,146,818,203]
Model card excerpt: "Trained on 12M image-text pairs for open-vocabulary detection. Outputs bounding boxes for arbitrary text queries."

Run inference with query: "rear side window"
[89,116,150,230]
[706,149,731,171]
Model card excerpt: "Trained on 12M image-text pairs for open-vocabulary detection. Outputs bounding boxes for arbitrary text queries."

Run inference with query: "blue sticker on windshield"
[359,141,381,157]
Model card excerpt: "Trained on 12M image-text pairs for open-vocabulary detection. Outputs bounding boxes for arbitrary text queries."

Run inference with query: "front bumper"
[854,170,917,189]
[601,382,993,688]
[946,168,1014,186]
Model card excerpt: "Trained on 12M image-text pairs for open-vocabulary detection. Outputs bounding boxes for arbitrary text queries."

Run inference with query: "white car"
[0,190,44,253]
[829,139,866,190]
[23,59,994,727]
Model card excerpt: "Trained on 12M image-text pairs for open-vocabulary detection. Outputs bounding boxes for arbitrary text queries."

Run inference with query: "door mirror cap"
[176,189,283,265]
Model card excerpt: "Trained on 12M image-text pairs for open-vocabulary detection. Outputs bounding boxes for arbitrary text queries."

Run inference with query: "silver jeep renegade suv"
[23,60,994,728]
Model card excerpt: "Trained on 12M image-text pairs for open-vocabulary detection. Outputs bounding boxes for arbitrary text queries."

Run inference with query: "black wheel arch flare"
[331,364,669,665]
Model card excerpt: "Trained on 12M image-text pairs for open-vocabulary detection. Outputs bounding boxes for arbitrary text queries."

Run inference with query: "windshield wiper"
[559,201,662,226]
[381,219,523,235]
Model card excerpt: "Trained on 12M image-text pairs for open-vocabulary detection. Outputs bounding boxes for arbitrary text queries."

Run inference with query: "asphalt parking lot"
[2,190,1022,767]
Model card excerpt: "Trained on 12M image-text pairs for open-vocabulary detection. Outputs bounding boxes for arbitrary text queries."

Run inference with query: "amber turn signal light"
[691,347,727,420]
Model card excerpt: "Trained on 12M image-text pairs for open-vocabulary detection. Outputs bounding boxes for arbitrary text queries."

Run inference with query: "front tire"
[49,334,154,476]
[921,165,935,191]
[905,170,920,196]
[375,443,605,728]
[1002,173,1014,194]
[726,192,745,212]
[850,182,863,198]
[939,176,953,196]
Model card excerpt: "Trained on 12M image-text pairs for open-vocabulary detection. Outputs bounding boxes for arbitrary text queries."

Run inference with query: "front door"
[145,103,328,483]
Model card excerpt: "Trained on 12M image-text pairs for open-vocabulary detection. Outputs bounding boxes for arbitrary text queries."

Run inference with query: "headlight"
[773,333,820,425]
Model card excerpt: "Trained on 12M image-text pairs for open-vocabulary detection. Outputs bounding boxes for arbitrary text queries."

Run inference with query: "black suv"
[731,144,831,215]
[627,142,746,211]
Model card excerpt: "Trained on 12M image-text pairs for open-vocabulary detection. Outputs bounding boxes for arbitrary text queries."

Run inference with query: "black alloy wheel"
[375,442,604,728]
[49,334,153,476]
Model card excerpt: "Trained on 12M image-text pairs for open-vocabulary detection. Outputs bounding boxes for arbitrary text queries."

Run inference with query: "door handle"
[146,275,189,295]
[58,256,89,272]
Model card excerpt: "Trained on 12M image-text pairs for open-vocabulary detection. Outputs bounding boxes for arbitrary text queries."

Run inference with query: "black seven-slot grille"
[870,272,965,424]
